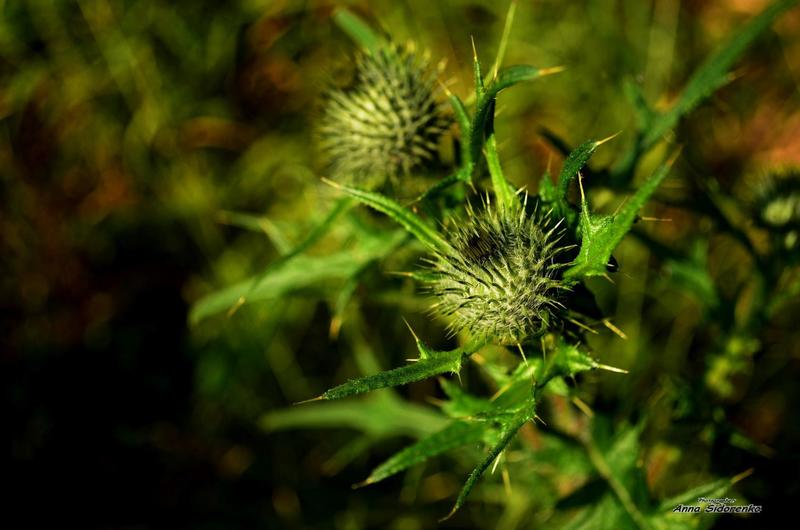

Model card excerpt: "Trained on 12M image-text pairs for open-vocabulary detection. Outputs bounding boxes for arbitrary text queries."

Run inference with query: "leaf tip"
[595,363,628,374]
[293,395,325,405]
[539,65,566,76]
[595,130,622,147]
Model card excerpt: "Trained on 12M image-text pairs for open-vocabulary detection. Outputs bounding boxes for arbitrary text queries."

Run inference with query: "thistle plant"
[318,44,450,191]
[188,1,800,526]
[427,200,568,344]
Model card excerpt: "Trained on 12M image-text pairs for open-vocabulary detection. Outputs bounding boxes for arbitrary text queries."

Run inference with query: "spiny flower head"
[750,168,800,254]
[318,44,450,191]
[426,199,568,345]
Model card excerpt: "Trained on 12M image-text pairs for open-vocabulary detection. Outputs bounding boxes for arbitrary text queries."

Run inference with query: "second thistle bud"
[318,45,450,191]
[426,202,568,345]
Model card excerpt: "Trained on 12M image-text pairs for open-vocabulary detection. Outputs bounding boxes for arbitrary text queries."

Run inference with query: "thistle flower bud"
[426,201,568,345]
[751,168,800,254]
[318,45,450,191]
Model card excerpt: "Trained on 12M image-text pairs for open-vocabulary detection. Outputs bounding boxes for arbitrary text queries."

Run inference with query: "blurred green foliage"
[4,1,800,529]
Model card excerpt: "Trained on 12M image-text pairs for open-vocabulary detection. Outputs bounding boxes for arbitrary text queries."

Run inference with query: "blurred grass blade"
[216,209,292,252]
[241,197,353,304]
[641,0,797,149]
[333,8,383,53]
[323,178,452,253]
[189,230,405,324]
[487,0,518,81]
[358,420,486,487]
[261,398,447,439]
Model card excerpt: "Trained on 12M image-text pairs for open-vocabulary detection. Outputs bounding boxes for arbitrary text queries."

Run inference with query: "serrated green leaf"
[564,160,673,281]
[360,420,487,486]
[485,122,518,212]
[551,139,602,226]
[641,0,797,149]
[445,394,536,519]
[470,64,563,172]
[439,378,494,418]
[324,179,452,254]
[318,340,482,401]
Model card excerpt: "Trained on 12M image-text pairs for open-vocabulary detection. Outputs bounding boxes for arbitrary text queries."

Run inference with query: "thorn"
[541,336,547,361]
[470,35,478,62]
[329,317,342,339]
[639,216,672,222]
[502,465,512,497]
[437,79,454,98]
[612,196,630,216]
[294,395,325,405]
[577,171,586,205]
[534,414,547,426]
[595,131,622,146]
[226,296,246,318]
[402,317,420,343]
[517,343,528,366]
[352,476,376,489]
[440,505,458,523]
[596,363,628,374]
[567,317,599,334]
[538,65,566,76]
[491,452,502,475]
[665,145,683,167]
[572,396,595,418]
[602,319,628,340]
[602,273,616,285]
[731,468,755,484]
[456,370,463,386]
[320,176,341,189]
[405,358,420,363]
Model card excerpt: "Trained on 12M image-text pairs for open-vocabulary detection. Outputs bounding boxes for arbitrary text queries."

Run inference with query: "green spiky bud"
[318,45,450,191]
[426,200,568,345]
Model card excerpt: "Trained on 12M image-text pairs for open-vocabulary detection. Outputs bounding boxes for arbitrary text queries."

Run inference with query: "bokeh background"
[3,0,800,528]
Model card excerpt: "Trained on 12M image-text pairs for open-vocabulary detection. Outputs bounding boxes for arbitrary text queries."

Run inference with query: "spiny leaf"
[332,8,384,53]
[564,158,674,281]
[539,337,624,385]
[641,0,797,149]
[444,394,536,520]
[323,178,452,253]
[315,340,483,401]
[470,64,563,171]
[358,420,486,487]
[485,107,518,212]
